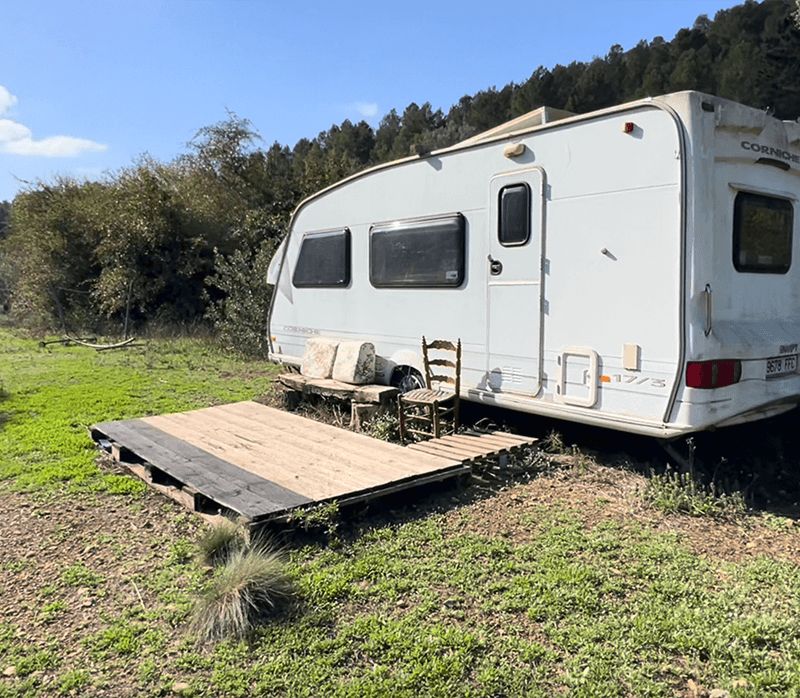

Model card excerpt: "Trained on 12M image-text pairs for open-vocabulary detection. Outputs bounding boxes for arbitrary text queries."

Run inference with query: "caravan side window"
[498,184,531,246]
[733,192,793,274]
[370,214,465,288]
[292,228,351,287]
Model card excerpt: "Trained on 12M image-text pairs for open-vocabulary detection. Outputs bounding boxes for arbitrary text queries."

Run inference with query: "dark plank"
[93,420,313,517]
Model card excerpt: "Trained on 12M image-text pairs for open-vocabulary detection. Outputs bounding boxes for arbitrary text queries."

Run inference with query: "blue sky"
[1,0,739,203]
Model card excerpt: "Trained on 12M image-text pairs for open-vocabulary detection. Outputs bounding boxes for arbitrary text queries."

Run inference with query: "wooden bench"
[279,374,398,430]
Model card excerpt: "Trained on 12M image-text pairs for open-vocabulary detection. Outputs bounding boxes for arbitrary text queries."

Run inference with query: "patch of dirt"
[0,471,204,696]
[450,457,800,566]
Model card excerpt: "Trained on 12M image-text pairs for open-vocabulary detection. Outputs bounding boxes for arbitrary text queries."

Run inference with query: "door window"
[498,184,531,246]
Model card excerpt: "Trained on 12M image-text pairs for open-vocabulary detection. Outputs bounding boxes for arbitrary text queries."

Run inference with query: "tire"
[390,366,425,393]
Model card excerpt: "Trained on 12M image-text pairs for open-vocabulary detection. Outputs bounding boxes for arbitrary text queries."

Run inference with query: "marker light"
[622,122,635,134]
[686,360,742,389]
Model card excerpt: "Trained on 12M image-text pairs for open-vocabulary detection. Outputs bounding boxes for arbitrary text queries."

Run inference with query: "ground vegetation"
[1,330,800,696]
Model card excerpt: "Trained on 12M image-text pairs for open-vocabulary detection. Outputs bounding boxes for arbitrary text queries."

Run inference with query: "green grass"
[1,328,799,697]
[0,329,279,494]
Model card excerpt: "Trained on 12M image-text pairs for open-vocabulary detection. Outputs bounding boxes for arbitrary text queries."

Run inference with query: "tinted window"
[733,192,793,274]
[499,184,530,246]
[370,214,465,288]
[292,229,351,287]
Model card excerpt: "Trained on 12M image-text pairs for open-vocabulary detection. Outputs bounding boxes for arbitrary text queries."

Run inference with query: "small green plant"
[761,512,793,531]
[39,600,68,623]
[289,501,340,532]
[196,520,248,567]
[643,470,746,519]
[541,429,566,454]
[61,561,104,588]
[572,445,591,474]
[169,538,195,564]
[367,411,401,442]
[57,668,90,695]
[190,541,292,642]
[84,623,140,657]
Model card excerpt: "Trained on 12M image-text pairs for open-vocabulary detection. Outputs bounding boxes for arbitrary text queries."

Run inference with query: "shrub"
[190,541,292,642]
[196,520,248,567]
[204,209,282,357]
[643,470,746,519]
[367,411,401,442]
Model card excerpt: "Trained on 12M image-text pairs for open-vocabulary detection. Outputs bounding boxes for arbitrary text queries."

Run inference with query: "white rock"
[301,338,339,378]
[332,341,375,384]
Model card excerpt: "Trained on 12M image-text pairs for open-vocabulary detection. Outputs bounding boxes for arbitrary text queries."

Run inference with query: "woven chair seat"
[401,388,455,404]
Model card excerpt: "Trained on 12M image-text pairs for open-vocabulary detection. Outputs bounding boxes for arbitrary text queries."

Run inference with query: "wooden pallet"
[406,430,538,464]
[92,401,469,525]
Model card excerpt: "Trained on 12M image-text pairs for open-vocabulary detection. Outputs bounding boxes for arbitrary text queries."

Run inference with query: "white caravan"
[267,91,800,438]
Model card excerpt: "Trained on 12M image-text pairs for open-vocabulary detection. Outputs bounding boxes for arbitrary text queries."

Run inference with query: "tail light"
[686,360,742,389]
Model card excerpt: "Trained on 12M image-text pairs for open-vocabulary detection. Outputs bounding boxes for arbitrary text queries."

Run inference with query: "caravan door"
[486,166,545,396]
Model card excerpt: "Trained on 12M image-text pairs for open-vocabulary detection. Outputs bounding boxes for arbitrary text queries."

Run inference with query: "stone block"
[332,341,375,384]
[301,338,339,379]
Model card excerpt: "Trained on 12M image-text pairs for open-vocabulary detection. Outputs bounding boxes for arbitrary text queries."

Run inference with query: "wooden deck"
[91,401,537,524]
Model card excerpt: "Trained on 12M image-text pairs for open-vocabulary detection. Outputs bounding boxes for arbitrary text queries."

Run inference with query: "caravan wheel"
[390,366,424,393]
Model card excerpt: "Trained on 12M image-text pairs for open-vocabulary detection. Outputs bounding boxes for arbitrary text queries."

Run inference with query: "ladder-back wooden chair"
[398,337,462,444]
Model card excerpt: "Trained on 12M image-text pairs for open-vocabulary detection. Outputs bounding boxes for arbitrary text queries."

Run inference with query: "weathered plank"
[279,374,398,405]
[93,420,313,518]
[143,403,461,501]
[407,430,538,463]
[454,432,536,448]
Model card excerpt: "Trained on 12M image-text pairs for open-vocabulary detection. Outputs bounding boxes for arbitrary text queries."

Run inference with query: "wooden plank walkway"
[91,401,537,524]
[407,431,536,463]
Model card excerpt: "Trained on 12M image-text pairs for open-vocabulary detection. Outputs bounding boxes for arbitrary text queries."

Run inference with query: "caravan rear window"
[292,229,351,287]
[733,192,793,274]
[370,214,465,288]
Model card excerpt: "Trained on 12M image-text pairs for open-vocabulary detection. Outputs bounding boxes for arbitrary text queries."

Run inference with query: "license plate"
[766,354,798,378]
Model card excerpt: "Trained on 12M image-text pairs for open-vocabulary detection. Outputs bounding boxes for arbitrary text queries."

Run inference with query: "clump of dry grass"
[190,540,292,642]
[196,519,248,567]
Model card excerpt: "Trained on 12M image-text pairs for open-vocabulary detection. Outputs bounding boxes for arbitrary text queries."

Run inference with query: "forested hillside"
[1,0,798,351]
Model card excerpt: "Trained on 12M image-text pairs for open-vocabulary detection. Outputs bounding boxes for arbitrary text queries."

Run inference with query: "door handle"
[488,255,503,275]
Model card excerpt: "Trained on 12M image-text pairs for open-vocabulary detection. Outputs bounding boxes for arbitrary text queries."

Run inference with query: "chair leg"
[432,401,441,439]
[398,397,406,445]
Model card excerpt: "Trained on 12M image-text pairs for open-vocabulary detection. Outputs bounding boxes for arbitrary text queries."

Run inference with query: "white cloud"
[0,119,31,142]
[0,84,108,157]
[0,86,18,115]
[351,102,379,119]
[4,134,108,157]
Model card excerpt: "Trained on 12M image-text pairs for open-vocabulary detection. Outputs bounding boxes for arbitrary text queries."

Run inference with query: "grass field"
[1,328,800,697]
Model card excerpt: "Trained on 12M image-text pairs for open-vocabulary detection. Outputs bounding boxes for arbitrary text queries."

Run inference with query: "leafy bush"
[204,209,280,357]
[367,411,401,442]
